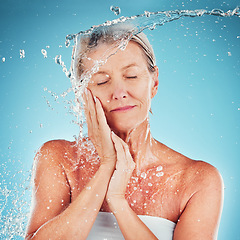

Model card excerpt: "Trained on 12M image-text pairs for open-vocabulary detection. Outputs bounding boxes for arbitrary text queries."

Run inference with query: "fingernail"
[93,96,97,103]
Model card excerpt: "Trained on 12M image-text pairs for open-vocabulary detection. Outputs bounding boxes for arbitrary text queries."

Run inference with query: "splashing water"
[19,49,25,59]
[1,6,239,239]
[110,6,121,16]
[41,49,47,58]
[0,164,32,239]
[61,6,240,140]
[55,55,71,78]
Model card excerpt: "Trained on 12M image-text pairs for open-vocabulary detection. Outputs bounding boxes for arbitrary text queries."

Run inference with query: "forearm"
[28,164,114,240]
[110,199,158,240]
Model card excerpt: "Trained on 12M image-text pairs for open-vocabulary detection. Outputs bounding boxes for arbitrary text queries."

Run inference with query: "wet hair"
[71,23,156,80]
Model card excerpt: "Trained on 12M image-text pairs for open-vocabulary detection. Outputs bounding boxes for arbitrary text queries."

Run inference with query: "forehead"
[84,41,147,71]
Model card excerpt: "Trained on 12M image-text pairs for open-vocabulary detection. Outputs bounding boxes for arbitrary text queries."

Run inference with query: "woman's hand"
[106,132,135,208]
[83,88,116,169]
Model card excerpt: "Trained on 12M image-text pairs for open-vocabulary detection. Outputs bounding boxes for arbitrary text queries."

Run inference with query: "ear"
[151,66,159,99]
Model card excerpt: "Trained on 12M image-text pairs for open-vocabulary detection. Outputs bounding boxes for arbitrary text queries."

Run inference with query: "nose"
[111,82,127,100]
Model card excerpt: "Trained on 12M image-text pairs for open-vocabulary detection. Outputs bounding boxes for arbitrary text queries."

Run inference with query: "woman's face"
[84,41,159,134]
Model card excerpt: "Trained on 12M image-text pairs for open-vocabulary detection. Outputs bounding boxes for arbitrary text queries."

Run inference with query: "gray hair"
[71,24,156,80]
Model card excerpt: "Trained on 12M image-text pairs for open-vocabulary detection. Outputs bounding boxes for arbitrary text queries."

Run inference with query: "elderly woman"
[25,24,223,240]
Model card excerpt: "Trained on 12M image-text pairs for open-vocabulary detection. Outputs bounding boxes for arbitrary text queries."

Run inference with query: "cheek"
[137,82,152,104]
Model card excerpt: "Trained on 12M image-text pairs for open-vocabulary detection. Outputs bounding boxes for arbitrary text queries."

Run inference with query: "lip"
[110,105,136,112]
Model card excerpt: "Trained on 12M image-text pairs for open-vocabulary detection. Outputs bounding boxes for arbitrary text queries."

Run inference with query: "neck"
[116,118,158,171]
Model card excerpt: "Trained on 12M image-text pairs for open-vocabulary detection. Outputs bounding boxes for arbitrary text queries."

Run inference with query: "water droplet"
[41,49,47,58]
[156,165,163,171]
[156,172,164,177]
[227,52,232,56]
[55,55,62,65]
[2,57,5,62]
[141,172,147,179]
[110,6,121,15]
[65,39,70,48]
[86,186,91,190]
[148,183,153,186]
[20,49,25,59]
[144,11,151,17]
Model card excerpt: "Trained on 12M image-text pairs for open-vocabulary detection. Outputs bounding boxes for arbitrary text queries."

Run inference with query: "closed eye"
[126,76,137,79]
[97,80,108,85]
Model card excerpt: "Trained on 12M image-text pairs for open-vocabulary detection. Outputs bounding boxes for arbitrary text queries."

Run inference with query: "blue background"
[0,0,239,239]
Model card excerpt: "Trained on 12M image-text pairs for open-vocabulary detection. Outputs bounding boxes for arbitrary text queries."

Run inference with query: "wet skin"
[51,138,219,223]
[47,41,222,223]
[26,41,223,240]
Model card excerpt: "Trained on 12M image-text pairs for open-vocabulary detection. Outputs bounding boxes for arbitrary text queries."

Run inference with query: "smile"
[110,105,136,112]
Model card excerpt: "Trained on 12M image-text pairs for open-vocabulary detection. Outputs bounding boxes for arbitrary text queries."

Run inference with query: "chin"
[108,117,146,135]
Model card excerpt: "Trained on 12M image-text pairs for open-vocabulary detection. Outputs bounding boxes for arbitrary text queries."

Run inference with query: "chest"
[125,171,183,219]
[69,163,185,222]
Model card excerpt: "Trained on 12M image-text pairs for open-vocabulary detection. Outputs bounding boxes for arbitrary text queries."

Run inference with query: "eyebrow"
[93,71,108,76]
[93,63,139,76]
[121,63,139,71]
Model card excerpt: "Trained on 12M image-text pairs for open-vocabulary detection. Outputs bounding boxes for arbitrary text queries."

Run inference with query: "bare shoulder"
[184,158,224,190]
[35,139,78,165]
[38,139,77,155]
[162,142,224,188]
[173,156,224,238]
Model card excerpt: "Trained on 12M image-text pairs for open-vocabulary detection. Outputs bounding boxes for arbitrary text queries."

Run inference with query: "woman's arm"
[26,89,117,240]
[25,141,115,240]
[173,163,224,240]
[107,135,223,240]
[110,199,158,240]
[106,133,158,240]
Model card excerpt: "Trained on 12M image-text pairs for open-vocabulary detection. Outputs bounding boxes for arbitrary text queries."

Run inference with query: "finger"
[87,89,100,136]
[95,98,108,127]
[95,98,112,140]
[83,89,92,124]
[112,133,135,171]
[83,91,93,138]
[83,89,95,140]
[111,132,126,165]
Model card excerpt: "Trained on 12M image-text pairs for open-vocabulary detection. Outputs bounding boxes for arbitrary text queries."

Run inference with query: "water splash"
[110,6,121,16]
[0,164,32,239]
[19,49,25,59]
[55,55,71,78]
[61,6,240,140]
[41,49,47,58]
[1,6,239,239]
